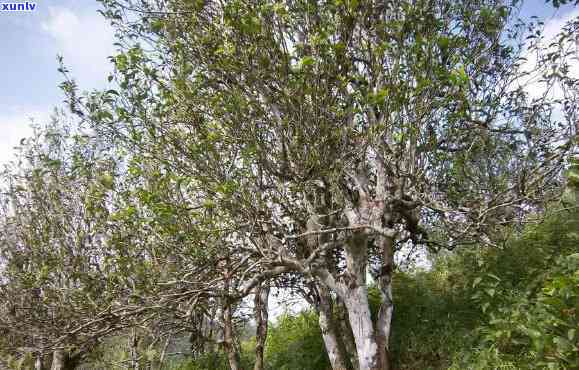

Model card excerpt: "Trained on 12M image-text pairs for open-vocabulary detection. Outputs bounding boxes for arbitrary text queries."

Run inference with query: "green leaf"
[47,159,62,168]
[299,56,315,68]
[554,336,573,352]
[98,174,114,189]
[115,54,128,71]
[151,19,164,33]
[437,36,450,50]
[482,302,490,313]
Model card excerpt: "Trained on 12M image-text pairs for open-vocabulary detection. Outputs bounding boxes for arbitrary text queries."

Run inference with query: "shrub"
[264,311,330,370]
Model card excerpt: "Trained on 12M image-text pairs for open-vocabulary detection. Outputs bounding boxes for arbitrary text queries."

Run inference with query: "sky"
[0,0,577,170]
[0,0,115,168]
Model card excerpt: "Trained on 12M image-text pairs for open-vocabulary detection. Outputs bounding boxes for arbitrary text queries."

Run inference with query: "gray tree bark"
[336,298,359,370]
[128,328,140,370]
[157,335,171,370]
[223,303,242,370]
[34,354,44,370]
[317,285,350,370]
[342,233,381,370]
[375,235,394,370]
[50,350,65,370]
[253,284,270,370]
[50,350,76,370]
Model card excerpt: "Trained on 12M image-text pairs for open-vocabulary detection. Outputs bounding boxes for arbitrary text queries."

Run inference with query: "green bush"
[264,311,330,370]
[167,353,229,370]
[452,208,579,369]
[166,342,255,370]
[389,267,480,370]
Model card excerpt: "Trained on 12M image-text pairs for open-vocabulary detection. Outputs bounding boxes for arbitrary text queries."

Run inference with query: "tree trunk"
[342,233,381,370]
[50,350,76,370]
[305,213,353,370]
[375,235,395,370]
[343,286,381,370]
[157,335,171,370]
[128,328,140,370]
[336,298,359,370]
[253,284,270,370]
[223,303,242,370]
[50,350,65,370]
[317,285,350,370]
[35,354,44,370]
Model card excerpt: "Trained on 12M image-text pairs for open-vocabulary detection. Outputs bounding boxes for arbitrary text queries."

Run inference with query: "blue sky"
[0,1,577,167]
[0,0,115,166]
[0,1,114,106]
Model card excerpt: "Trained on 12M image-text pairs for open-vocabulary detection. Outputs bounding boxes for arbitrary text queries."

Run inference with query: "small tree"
[0,115,123,368]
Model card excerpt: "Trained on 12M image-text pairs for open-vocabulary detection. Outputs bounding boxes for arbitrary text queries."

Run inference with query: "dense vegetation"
[0,0,577,369]
[65,204,578,370]
[175,205,578,370]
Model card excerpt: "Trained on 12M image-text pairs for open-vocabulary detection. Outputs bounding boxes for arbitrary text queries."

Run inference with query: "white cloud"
[0,107,47,170]
[1,7,115,168]
[41,6,116,88]
[1,7,116,173]
[0,7,115,169]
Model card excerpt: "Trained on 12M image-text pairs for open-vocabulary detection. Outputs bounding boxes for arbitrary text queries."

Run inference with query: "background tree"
[0,114,123,369]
